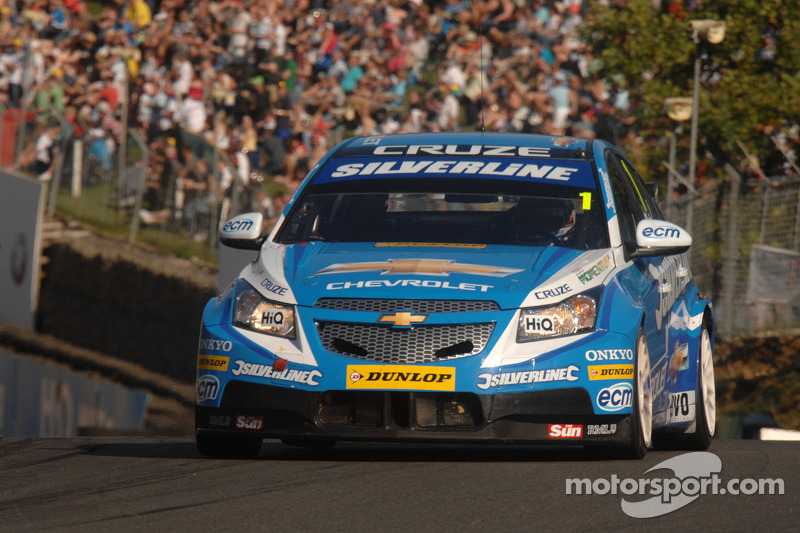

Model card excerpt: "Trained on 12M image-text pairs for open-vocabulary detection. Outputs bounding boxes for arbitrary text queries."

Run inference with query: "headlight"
[233,281,296,339]
[517,293,598,342]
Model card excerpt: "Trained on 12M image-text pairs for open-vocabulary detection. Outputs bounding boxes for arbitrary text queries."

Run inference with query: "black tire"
[196,433,263,459]
[653,319,715,450]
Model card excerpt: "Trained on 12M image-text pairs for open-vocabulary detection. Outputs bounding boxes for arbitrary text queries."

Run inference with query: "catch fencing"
[669,163,800,338]
[0,103,252,255]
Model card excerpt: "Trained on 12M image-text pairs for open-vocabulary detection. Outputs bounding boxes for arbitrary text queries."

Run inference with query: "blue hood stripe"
[530,247,575,287]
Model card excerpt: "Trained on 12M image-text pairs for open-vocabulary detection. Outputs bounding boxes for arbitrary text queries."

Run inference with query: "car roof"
[330,132,593,159]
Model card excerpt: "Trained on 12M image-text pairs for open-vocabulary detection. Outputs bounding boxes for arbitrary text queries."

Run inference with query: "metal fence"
[670,163,800,339]
[0,103,255,254]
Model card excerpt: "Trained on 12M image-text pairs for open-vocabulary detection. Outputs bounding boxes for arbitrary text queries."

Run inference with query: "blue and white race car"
[196,132,715,459]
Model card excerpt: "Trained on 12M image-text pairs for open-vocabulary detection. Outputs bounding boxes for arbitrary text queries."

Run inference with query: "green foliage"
[584,0,800,184]
[85,1,104,17]
[56,187,219,264]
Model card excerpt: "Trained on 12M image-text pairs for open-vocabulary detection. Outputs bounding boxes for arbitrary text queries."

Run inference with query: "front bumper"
[196,380,633,445]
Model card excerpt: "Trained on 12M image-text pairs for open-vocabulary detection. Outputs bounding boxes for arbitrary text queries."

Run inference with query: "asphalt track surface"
[0,438,796,532]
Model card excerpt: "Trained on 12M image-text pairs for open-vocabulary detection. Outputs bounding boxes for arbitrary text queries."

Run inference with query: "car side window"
[616,155,663,219]
[605,152,646,249]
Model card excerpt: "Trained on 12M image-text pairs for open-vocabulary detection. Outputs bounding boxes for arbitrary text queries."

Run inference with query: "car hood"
[250,241,613,309]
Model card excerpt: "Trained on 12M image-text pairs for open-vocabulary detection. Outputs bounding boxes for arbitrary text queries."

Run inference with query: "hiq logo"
[596,382,633,412]
[221,219,254,232]
[197,375,220,402]
[261,310,284,325]
[523,315,556,333]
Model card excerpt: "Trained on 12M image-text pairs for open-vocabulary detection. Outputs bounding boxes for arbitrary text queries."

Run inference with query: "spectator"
[274,83,294,141]
[42,0,70,42]
[594,100,624,146]
[402,90,427,133]
[126,0,152,30]
[174,79,208,158]
[86,125,113,183]
[149,79,179,141]
[171,50,192,99]
[340,52,364,94]
[32,74,62,122]
[98,100,123,145]
[260,115,286,177]
[547,77,575,133]
[207,111,231,153]
[245,76,271,124]
[136,81,157,131]
[241,114,260,170]
[327,48,348,81]
[11,124,60,181]
[437,85,461,132]
[283,133,310,187]
[3,39,26,106]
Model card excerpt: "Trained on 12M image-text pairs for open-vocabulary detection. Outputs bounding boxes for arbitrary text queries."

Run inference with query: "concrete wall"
[37,237,218,384]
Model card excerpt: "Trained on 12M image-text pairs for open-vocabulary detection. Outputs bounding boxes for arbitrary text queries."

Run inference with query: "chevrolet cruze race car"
[195,132,715,459]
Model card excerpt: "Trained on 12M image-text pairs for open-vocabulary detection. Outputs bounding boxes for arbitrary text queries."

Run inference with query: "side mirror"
[631,219,692,258]
[218,212,265,250]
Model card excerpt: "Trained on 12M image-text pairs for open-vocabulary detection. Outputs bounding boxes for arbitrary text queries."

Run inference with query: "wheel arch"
[703,305,715,347]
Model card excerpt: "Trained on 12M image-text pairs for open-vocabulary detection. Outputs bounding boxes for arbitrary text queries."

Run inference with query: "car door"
[603,149,682,416]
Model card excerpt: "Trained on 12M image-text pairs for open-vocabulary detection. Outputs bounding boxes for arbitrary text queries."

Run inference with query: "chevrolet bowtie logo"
[315,259,522,277]
[379,311,427,328]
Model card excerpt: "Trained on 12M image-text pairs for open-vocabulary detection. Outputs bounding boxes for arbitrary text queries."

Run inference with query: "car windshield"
[276,177,608,249]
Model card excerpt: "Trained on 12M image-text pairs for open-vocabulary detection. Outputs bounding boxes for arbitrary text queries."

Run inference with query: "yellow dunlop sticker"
[588,365,634,380]
[198,355,230,371]
[346,365,456,391]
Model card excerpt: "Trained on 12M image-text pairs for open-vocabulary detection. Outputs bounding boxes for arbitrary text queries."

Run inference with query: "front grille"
[317,321,494,364]
[314,298,499,313]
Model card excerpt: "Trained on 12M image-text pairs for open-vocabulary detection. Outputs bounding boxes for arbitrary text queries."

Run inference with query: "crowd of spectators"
[0,0,641,238]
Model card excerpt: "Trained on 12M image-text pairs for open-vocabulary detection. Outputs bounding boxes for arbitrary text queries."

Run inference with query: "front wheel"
[196,433,263,459]
[626,328,652,458]
[691,321,717,448]
[654,319,715,450]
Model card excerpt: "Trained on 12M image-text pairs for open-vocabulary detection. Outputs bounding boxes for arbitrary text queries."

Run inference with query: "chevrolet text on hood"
[199,132,714,461]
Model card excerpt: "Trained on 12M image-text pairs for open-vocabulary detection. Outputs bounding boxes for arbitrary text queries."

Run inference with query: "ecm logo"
[222,219,254,232]
[197,375,220,402]
[642,226,680,238]
[596,382,633,412]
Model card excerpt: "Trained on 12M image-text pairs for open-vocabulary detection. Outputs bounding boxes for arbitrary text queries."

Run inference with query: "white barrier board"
[0,172,44,330]
[0,351,150,437]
